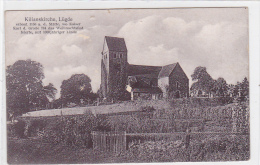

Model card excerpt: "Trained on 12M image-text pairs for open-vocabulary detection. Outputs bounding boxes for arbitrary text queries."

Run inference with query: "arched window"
[120,53,123,58]
[176,81,180,89]
[114,53,117,59]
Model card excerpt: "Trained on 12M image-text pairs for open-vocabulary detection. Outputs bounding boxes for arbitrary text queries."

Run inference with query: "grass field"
[7,134,249,163]
[22,99,171,117]
[7,138,124,164]
[7,98,249,163]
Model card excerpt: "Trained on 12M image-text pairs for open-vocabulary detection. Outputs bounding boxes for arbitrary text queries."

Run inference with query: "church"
[100,36,189,101]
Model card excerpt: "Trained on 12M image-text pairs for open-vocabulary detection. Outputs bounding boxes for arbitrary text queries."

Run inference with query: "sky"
[5,8,249,98]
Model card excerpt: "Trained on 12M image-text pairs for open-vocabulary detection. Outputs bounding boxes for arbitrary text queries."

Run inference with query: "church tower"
[101,36,128,100]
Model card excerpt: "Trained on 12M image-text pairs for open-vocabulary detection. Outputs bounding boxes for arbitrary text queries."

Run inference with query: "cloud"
[138,44,179,66]
[6,9,248,98]
[62,45,82,56]
[6,24,119,96]
[118,15,248,85]
[43,64,101,98]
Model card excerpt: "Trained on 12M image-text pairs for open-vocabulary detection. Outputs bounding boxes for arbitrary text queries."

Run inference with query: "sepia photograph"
[5,8,250,164]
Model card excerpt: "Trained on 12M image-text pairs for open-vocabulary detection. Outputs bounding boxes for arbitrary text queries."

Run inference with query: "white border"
[1,1,259,165]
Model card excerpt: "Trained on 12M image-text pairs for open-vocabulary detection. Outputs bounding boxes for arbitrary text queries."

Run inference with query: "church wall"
[158,77,169,98]
[168,64,189,98]
[101,60,107,98]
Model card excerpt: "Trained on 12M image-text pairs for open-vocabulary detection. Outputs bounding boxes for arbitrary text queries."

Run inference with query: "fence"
[91,131,126,153]
[92,130,248,153]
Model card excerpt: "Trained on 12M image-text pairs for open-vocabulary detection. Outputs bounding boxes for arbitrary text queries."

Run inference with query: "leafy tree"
[213,77,228,97]
[6,59,52,119]
[52,98,63,109]
[44,83,57,101]
[241,77,249,97]
[233,81,241,97]
[109,86,131,102]
[191,66,214,97]
[227,84,236,97]
[97,86,103,99]
[60,74,96,106]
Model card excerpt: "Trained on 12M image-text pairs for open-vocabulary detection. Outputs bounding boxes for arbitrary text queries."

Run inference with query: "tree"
[241,77,249,97]
[44,83,57,101]
[97,86,103,99]
[6,59,52,119]
[227,84,235,97]
[60,74,96,106]
[190,66,214,97]
[233,81,241,97]
[212,77,228,97]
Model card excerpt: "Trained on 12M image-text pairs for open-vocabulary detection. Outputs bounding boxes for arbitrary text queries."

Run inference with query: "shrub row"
[8,115,111,148]
[125,135,249,162]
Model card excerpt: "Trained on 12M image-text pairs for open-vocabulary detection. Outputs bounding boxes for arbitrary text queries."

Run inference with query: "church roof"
[158,63,178,78]
[134,74,158,79]
[132,87,162,93]
[127,64,162,76]
[105,36,127,52]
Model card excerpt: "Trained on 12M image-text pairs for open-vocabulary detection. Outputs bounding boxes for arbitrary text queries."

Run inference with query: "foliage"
[7,98,250,163]
[241,77,249,97]
[9,115,110,148]
[227,77,249,99]
[41,115,110,148]
[109,88,131,102]
[60,74,97,106]
[43,83,57,101]
[165,85,177,99]
[7,119,26,138]
[212,77,228,97]
[6,60,56,119]
[140,106,155,112]
[97,87,103,99]
[227,84,236,97]
[190,66,214,97]
[190,66,249,100]
[26,118,48,137]
[125,135,249,162]
[52,98,63,109]
[105,98,247,134]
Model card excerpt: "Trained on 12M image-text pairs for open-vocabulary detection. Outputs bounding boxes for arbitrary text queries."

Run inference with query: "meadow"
[7,98,249,163]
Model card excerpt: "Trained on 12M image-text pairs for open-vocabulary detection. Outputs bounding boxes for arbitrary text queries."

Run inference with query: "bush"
[140,106,155,112]
[42,114,111,148]
[25,118,48,137]
[125,135,249,162]
[7,114,112,149]
[8,119,26,138]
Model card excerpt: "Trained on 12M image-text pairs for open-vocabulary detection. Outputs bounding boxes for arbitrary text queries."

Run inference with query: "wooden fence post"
[185,128,191,149]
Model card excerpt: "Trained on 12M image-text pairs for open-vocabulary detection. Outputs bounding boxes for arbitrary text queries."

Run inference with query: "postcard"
[3,4,259,165]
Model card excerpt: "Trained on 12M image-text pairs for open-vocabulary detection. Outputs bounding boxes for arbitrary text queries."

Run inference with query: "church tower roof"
[104,36,127,52]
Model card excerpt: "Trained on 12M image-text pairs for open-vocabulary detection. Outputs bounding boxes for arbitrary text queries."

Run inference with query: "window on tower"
[120,53,123,58]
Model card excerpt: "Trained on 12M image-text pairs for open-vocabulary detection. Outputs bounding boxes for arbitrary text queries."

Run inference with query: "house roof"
[134,74,159,79]
[128,74,156,87]
[105,36,127,52]
[158,63,178,78]
[127,64,162,76]
[132,87,162,93]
